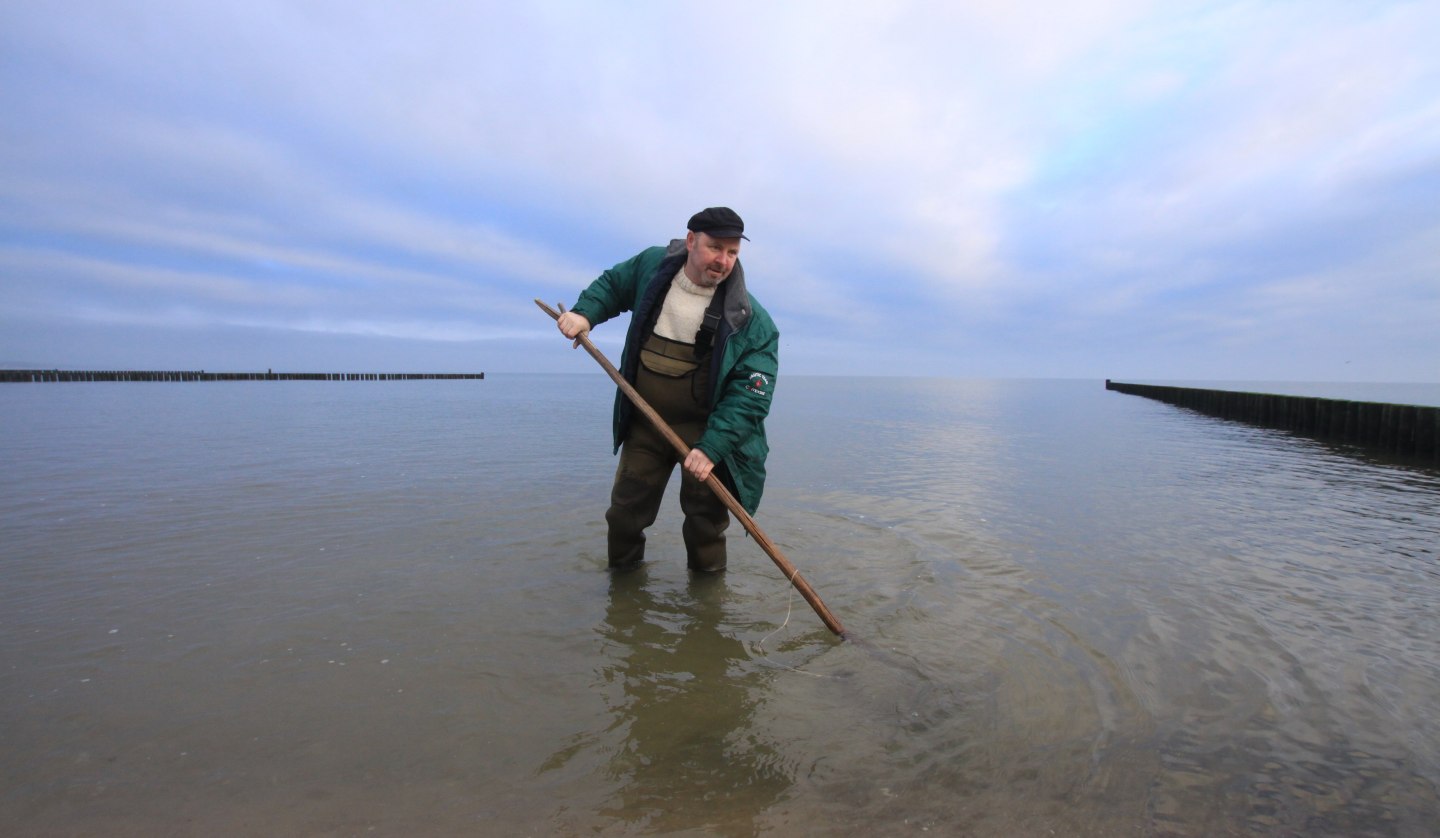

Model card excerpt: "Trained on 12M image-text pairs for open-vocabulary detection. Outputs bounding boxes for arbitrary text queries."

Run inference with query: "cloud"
[1,0,1437,379]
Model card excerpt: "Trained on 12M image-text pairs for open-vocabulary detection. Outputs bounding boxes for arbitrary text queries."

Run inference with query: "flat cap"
[686,207,749,241]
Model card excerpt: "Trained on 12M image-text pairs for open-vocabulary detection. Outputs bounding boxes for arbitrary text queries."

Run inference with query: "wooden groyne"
[1106,380,1438,463]
[1,370,484,383]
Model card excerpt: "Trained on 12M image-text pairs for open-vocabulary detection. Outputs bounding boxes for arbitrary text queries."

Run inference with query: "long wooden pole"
[536,299,846,638]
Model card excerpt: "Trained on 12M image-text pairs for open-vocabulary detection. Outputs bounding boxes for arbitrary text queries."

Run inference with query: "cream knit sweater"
[653,269,716,344]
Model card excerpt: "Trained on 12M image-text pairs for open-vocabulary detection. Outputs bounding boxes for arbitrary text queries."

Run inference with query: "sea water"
[3,375,1439,835]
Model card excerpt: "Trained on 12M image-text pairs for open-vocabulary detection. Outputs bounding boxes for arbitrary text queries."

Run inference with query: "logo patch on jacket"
[745,372,771,396]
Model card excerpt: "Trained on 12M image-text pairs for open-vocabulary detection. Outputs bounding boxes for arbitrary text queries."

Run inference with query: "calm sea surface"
[3,375,1439,836]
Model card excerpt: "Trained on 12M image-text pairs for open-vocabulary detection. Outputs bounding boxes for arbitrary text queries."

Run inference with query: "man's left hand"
[683,448,715,482]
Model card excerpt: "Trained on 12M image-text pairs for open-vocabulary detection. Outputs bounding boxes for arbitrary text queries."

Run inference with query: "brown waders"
[606,333,730,572]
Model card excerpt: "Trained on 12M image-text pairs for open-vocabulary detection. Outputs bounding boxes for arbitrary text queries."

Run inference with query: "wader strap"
[693,284,726,355]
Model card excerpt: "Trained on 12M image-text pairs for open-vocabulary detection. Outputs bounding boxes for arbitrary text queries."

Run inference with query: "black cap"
[687,206,749,241]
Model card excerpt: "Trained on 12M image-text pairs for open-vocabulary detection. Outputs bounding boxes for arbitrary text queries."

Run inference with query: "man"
[557,207,778,573]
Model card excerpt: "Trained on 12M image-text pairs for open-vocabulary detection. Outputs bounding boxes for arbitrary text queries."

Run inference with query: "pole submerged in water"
[536,298,847,639]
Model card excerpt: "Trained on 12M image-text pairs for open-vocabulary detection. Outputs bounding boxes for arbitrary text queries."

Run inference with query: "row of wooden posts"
[1106,380,1439,464]
[0,370,485,383]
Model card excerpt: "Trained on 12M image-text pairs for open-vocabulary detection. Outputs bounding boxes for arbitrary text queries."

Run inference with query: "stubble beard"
[686,261,727,290]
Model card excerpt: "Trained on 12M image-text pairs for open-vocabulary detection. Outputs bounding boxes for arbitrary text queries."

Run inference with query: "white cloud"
[0,245,322,308]
[1,0,1438,377]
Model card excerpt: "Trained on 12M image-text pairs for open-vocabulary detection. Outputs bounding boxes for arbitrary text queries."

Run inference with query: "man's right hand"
[557,311,592,347]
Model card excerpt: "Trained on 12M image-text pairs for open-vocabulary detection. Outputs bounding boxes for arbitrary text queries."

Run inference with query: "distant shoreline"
[1,370,484,383]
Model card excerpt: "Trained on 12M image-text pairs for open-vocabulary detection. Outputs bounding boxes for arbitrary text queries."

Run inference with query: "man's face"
[684,231,741,288]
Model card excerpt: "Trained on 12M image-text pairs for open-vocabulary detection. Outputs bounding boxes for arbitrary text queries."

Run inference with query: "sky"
[1,1,1437,380]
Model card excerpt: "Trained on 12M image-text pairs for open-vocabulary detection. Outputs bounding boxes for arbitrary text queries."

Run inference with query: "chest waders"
[604,328,731,572]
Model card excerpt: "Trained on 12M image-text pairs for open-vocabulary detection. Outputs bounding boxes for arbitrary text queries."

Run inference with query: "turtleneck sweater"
[653,268,716,344]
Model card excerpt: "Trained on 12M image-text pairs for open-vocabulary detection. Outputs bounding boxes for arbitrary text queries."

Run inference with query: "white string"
[753,566,829,678]
[755,569,797,651]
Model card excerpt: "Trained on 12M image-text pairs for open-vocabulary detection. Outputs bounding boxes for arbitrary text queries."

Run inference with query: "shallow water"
[2,376,1438,835]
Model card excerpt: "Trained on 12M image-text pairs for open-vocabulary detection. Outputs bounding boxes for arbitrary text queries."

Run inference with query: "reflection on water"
[593,569,793,835]
[3,377,1439,835]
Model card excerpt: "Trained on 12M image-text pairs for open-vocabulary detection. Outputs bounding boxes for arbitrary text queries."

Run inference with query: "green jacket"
[571,240,778,514]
